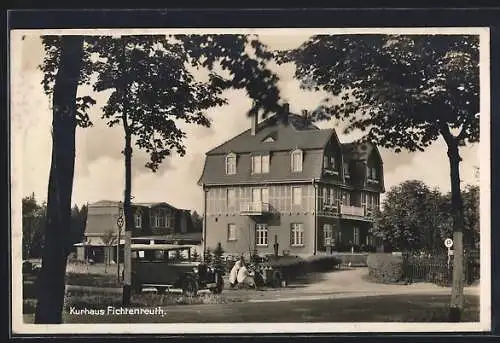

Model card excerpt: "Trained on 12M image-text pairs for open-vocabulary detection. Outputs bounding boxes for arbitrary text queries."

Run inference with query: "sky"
[12,31,480,213]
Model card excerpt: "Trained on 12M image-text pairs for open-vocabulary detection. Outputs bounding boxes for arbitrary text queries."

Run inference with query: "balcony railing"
[240,202,271,216]
[340,205,365,217]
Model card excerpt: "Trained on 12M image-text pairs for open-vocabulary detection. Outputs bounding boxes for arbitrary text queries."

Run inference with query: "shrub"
[367,253,405,284]
[305,255,342,272]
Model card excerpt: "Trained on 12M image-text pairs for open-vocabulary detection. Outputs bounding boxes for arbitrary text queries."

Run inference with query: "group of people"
[228,256,256,289]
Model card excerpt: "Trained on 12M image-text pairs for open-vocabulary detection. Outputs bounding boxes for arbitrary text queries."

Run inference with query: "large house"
[198,108,385,257]
[75,200,201,262]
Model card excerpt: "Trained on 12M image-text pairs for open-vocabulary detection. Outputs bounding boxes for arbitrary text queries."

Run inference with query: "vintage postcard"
[10,27,491,334]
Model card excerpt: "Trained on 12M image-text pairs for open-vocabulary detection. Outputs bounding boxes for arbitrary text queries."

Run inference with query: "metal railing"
[340,205,365,217]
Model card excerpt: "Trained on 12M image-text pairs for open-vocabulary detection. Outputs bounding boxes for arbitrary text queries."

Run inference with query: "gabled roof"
[206,114,333,156]
[88,200,189,212]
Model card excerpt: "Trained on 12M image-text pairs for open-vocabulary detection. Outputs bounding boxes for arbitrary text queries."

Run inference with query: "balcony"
[340,205,374,221]
[240,202,271,216]
[323,168,339,176]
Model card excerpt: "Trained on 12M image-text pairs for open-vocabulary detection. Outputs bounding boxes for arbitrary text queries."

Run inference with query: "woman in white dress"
[236,262,256,288]
[229,256,244,288]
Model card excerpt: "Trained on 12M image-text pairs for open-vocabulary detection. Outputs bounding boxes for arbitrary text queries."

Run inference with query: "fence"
[401,250,480,286]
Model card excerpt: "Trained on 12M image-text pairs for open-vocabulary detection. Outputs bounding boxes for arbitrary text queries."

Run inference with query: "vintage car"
[130,243,224,296]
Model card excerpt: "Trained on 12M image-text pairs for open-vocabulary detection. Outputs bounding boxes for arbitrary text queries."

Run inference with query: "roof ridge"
[205,114,281,155]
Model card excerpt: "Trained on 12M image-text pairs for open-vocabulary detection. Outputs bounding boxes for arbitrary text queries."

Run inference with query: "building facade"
[76,200,200,262]
[198,110,385,257]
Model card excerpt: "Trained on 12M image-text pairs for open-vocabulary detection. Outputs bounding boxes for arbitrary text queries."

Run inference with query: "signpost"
[116,202,124,282]
[444,238,454,269]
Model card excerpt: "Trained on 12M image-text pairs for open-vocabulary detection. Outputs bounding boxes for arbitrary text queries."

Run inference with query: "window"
[353,227,360,245]
[337,230,342,243]
[291,223,304,246]
[329,156,336,169]
[291,149,303,172]
[227,224,237,241]
[134,211,142,228]
[252,188,269,204]
[324,155,336,170]
[256,224,268,246]
[153,209,165,228]
[341,191,351,205]
[251,154,270,174]
[343,162,350,177]
[324,224,333,246]
[227,188,236,209]
[366,235,373,246]
[262,154,270,173]
[292,186,302,205]
[366,165,371,179]
[371,167,377,179]
[322,187,328,204]
[329,188,335,205]
[225,153,237,175]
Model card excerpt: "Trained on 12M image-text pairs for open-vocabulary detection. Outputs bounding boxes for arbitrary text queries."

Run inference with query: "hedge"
[367,253,405,284]
[332,253,369,267]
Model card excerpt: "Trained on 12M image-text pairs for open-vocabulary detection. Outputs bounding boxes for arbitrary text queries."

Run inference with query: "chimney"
[282,102,290,125]
[251,111,258,136]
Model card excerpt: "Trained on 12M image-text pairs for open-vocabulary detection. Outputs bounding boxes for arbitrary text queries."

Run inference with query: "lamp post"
[117,201,124,282]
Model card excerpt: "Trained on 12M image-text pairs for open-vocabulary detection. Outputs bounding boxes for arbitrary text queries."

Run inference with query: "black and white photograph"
[10,26,490,334]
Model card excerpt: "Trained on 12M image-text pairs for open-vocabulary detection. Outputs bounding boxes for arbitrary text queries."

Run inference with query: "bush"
[305,255,342,272]
[367,253,405,284]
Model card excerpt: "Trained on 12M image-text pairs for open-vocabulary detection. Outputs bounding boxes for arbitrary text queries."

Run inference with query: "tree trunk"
[447,140,465,322]
[122,125,133,305]
[34,36,84,324]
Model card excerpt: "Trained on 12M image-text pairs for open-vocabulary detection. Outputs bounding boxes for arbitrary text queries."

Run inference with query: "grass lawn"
[53,294,480,323]
[65,273,121,288]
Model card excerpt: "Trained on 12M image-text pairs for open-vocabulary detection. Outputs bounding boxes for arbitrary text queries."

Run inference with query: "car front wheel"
[182,277,198,297]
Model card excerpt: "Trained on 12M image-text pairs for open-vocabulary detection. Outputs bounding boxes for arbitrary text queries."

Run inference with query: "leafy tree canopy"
[278,34,479,152]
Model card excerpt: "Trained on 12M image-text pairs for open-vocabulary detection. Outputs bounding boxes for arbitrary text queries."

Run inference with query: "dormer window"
[323,154,337,174]
[225,153,237,175]
[251,153,270,174]
[134,209,142,229]
[367,165,378,181]
[291,149,303,172]
[263,136,275,143]
[343,162,350,178]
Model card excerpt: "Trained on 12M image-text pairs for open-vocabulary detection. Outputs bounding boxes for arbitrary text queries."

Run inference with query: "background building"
[75,200,201,262]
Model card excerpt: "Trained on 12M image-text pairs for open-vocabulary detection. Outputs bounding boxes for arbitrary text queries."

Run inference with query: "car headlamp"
[193,267,199,273]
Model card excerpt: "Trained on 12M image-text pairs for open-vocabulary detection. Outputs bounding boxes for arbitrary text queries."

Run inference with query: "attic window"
[343,162,350,177]
[225,153,237,175]
[134,209,142,229]
[263,136,275,143]
[291,149,303,172]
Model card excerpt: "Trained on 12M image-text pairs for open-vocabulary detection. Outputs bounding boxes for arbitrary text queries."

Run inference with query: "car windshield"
[131,247,193,262]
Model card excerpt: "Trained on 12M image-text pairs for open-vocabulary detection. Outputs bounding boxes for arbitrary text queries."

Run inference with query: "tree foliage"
[373,181,479,251]
[190,210,203,232]
[22,194,46,259]
[279,34,479,151]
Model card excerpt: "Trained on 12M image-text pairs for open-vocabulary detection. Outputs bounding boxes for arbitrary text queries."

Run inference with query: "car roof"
[130,243,194,251]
